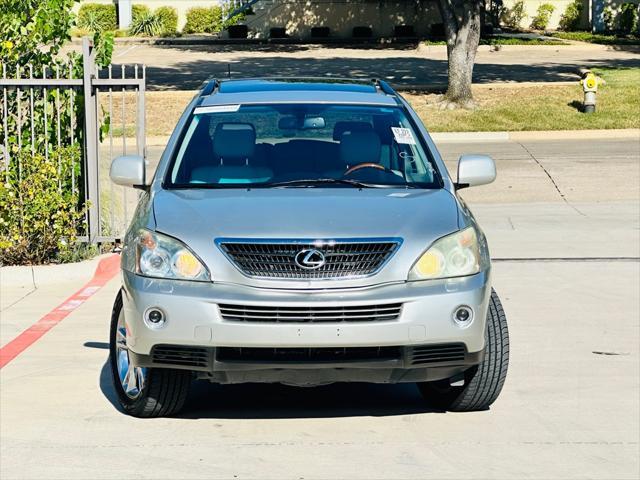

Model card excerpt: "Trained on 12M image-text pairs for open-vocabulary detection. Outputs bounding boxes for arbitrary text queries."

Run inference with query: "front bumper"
[121,269,492,356]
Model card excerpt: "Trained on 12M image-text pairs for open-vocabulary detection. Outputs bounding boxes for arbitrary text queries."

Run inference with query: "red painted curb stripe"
[0,254,120,369]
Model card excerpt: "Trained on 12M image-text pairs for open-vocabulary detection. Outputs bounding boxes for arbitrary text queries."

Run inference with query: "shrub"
[559,0,583,31]
[603,7,615,31]
[500,0,527,29]
[530,3,555,30]
[77,3,117,33]
[183,6,223,34]
[0,146,87,265]
[619,3,639,34]
[132,4,150,23]
[155,6,178,35]
[129,10,163,36]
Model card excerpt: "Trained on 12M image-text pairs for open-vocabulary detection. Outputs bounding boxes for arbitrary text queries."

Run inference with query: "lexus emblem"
[294,248,326,270]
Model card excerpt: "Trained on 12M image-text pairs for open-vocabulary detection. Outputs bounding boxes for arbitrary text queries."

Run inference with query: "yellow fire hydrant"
[580,70,600,113]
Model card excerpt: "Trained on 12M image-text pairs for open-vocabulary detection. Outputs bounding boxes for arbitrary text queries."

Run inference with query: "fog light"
[144,308,166,329]
[453,306,473,327]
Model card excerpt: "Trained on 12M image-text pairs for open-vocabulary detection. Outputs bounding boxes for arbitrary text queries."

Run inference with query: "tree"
[437,0,483,108]
[0,0,78,67]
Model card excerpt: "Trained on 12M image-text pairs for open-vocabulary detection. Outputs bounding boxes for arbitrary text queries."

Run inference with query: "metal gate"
[1,37,145,243]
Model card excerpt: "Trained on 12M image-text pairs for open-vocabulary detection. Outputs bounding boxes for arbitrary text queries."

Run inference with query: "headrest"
[213,123,256,159]
[332,121,373,141]
[339,131,381,165]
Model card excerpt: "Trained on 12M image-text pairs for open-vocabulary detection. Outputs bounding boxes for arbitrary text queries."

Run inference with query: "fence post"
[137,65,146,183]
[82,37,100,243]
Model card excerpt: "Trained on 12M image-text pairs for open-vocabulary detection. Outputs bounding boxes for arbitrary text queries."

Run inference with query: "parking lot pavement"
[2,137,639,478]
[100,43,640,90]
[1,258,638,479]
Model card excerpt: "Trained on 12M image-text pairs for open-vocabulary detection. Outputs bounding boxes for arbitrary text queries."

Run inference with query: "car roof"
[198,78,400,107]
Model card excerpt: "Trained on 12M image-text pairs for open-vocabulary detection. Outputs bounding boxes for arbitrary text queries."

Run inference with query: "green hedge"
[77,3,117,32]
[155,6,178,35]
[530,3,555,30]
[559,0,583,31]
[619,3,639,34]
[183,6,223,34]
[132,4,150,23]
[78,3,178,36]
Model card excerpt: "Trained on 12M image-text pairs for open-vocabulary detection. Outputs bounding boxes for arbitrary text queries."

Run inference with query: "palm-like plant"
[129,11,163,37]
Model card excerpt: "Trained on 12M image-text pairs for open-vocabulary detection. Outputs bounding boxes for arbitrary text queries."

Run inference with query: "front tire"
[418,289,509,411]
[109,291,191,418]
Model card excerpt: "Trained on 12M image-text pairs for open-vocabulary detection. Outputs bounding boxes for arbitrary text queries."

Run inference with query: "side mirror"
[456,154,496,190]
[110,155,147,189]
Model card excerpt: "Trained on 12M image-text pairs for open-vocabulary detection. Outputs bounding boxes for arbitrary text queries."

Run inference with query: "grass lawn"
[406,67,639,131]
[104,68,639,136]
[550,31,640,45]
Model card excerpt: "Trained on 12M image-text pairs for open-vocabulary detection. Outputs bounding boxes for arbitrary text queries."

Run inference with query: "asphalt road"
[1,137,639,479]
[102,43,640,90]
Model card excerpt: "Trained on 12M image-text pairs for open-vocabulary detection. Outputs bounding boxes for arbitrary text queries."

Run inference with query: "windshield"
[166,104,441,189]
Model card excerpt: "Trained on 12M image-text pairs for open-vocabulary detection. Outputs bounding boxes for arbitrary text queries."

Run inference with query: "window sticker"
[391,127,416,145]
[194,105,241,114]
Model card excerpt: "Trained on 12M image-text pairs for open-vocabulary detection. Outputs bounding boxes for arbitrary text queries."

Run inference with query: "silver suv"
[109,78,509,418]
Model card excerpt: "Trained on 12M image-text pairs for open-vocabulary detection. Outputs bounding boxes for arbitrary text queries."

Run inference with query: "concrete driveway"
[1,137,639,479]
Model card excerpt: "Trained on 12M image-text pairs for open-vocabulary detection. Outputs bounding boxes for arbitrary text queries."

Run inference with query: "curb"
[0,253,116,289]
[418,42,640,53]
[0,254,121,369]
[74,36,640,52]
[431,129,640,142]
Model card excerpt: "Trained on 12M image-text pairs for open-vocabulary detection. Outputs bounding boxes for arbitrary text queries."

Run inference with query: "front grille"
[151,345,209,368]
[409,344,467,365]
[217,239,400,279]
[218,303,403,323]
[217,346,402,363]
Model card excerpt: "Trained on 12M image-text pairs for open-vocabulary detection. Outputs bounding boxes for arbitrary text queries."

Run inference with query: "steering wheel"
[344,163,392,176]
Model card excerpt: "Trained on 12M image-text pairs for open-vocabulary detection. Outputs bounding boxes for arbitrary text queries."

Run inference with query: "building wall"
[242,0,440,38]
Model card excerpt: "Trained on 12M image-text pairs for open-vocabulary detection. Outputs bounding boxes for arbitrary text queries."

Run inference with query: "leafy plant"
[500,0,527,29]
[0,0,78,67]
[132,4,151,23]
[155,6,178,36]
[530,3,555,30]
[77,3,117,33]
[0,146,87,265]
[183,6,223,34]
[603,7,615,32]
[619,3,639,34]
[559,0,584,31]
[0,0,115,265]
[129,10,163,36]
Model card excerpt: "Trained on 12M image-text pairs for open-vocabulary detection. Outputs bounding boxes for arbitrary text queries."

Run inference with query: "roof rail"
[200,79,219,96]
[199,77,398,97]
[375,79,396,96]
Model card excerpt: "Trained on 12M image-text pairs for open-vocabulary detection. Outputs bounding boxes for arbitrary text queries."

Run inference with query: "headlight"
[408,227,480,281]
[136,229,210,281]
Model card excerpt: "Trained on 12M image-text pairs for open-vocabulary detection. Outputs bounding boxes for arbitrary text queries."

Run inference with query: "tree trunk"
[437,0,482,107]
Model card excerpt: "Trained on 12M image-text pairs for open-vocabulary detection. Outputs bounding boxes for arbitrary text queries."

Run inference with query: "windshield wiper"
[261,178,390,189]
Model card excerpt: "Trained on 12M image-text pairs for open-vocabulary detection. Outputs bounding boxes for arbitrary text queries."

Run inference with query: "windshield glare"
[167,104,440,188]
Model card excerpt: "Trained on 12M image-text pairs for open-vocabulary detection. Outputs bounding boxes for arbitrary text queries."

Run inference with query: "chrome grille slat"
[218,239,400,279]
[219,303,403,323]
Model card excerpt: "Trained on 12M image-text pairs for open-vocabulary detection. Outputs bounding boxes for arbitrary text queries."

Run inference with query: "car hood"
[152,188,460,288]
